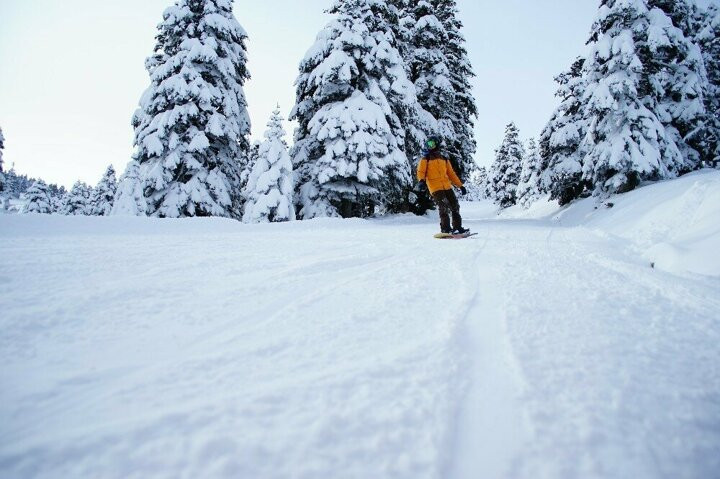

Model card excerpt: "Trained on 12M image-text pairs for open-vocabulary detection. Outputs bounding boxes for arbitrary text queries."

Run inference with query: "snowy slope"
[497,169,720,277]
[556,169,720,277]
[1,172,719,479]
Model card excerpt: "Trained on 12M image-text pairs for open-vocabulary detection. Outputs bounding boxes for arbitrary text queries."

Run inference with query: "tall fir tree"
[132,0,251,218]
[694,3,720,166]
[3,167,33,200]
[538,57,590,205]
[90,165,118,216]
[645,0,708,170]
[579,0,704,196]
[49,187,65,213]
[290,0,418,219]
[539,0,711,204]
[112,161,147,216]
[488,123,525,208]
[517,138,543,209]
[243,107,295,223]
[436,0,478,182]
[60,181,92,216]
[23,180,54,214]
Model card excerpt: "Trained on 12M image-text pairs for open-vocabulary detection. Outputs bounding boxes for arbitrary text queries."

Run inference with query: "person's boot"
[452,226,470,235]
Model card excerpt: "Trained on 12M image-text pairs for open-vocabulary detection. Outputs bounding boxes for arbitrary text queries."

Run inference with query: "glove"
[460,186,467,195]
[416,180,426,190]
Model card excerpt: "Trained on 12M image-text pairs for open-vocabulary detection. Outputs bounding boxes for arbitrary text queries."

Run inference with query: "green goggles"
[426,139,438,150]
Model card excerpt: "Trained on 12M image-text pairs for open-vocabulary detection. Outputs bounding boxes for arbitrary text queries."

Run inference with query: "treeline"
[5,0,719,218]
[484,0,719,210]
[0,124,68,210]
[5,0,479,221]
[125,0,477,221]
[5,166,115,215]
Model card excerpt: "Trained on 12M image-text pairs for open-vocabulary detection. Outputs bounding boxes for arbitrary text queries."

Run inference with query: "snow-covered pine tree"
[132,0,251,218]
[645,0,708,171]
[579,0,703,197]
[49,189,65,213]
[23,180,53,214]
[538,57,590,205]
[436,0,478,182]
[517,138,543,209]
[60,181,92,215]
[243,107,295,223]
[112,161,147,216]
[2,167,33,200]
[48,183,65,199]
[89,165,117,216]
[488,122,525,208]
[290,0,419,219]
[694,3,719,166]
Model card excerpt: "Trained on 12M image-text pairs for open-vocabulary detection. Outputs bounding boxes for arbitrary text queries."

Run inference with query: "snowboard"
[434,232,478,240]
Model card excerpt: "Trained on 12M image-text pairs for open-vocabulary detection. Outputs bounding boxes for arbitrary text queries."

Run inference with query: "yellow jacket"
[417,154,463,194]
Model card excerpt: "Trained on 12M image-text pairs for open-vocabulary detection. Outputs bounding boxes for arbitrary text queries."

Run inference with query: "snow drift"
[556,169,720,277]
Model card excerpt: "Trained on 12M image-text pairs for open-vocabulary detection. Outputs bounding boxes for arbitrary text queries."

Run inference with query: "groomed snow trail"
[1,198,719,478]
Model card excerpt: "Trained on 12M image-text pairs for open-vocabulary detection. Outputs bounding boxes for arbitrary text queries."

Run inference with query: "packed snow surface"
[1,171,719,478]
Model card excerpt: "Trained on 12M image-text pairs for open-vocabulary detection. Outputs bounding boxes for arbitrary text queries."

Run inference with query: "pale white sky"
[0,0,598,188]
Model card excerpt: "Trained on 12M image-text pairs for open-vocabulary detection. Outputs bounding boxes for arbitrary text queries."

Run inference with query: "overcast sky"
[0,0,598,188]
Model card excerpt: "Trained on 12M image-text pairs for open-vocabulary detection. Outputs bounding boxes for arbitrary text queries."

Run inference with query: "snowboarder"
[417,137,469,235]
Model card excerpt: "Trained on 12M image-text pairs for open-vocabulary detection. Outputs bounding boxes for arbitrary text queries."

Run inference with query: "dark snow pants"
[431,189,462,233]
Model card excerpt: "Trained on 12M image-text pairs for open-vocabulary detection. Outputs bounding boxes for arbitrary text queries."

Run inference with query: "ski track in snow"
[451,219,720,479]
[1,199,719,478]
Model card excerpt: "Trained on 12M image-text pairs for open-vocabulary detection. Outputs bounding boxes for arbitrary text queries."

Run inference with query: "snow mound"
[441,169,720,278]
[498,194,560,220]
[557,169,720,277]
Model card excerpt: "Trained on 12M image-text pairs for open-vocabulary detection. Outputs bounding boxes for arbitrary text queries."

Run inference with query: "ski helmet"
[425,137,441,151]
